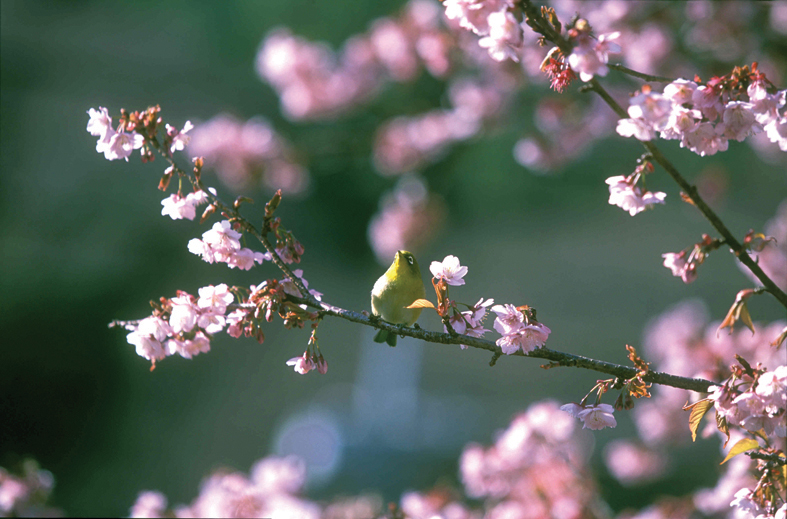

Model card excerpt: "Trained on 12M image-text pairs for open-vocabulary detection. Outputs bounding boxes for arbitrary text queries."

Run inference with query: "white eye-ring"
[407,256,413,264]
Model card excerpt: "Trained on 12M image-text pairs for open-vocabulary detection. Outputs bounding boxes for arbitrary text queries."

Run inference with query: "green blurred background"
[1,0,785,516]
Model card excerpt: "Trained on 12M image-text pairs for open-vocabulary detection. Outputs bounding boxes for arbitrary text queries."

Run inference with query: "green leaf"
[720,438,760,465]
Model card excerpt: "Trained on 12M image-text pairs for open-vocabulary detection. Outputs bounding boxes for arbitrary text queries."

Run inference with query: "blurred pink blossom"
[603,440,667,485]
[187,114,309,194]
[256,0,456,121]
[740,199,787,290]
[367,176,445,264]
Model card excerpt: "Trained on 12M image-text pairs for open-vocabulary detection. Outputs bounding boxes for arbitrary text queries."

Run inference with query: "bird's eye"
[407,256,414,264]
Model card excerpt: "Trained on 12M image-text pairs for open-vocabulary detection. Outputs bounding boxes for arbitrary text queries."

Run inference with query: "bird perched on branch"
[371,250,426,346]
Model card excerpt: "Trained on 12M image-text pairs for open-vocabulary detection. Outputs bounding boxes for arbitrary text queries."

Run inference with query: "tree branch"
[521,0,787,310]
[149,136,315,301]
[608,63,674,83]
[286,294,716,393]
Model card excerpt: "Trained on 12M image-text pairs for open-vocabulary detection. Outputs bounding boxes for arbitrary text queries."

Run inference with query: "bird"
[371,250,426,346]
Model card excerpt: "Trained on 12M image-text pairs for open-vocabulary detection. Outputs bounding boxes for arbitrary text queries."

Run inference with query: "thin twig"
[608,63,674,83]
[149,136,313,300]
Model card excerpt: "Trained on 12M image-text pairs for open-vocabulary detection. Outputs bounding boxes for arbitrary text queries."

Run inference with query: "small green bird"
[371,250,427,346]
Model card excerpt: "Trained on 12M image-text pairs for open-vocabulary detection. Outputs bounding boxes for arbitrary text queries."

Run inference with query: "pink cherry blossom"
[491,303,524,335]
[367,176,445,263]
[160,190,209,221]
[197,284,234,314]
[661,251,697,283]
[477,10,523,62]
[662,79,698,105]
[447,297,494,349]
[103,131,145,161]
[430,255,468,285]
[603,440,666,485]
[286,353,316,374]
[126,328,167,362]
[496,323,551,354]
[660,106,701,141]
[167,120,193,153]
[721,101,760,142]
[605,175,666,216]
[576,403,617,430]
[691,84,723,120]
[130,491,168,518]
[168,297,199,334]
[764,116,787,151]
[627,91,672,131]
[166,331,211,359]
[86,107,112,139]
[683,122,729,156]
[616,117,657,141]
[567,32,620,82]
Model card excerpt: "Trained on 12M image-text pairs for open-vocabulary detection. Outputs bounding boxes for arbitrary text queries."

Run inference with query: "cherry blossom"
[478,10,523,62]
[577,403,617,430]
[103,131,145,161]
[605,175,666,216]
[430,255,468,285]
[160,189,209,221]
[86,107,113,142]
[446,297,494,349]
[286,352,316,375]
[491,304,524,335]
[167,120,193,153]
[567,32,620,81]
[188,220,268,270]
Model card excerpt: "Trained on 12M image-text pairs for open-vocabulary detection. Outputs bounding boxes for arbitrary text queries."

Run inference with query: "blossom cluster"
[0,461,59,517]
[428,255,551,354]
[661,233,722,284]
[637,300,786,448]
[125,284,235,364]
[373,78,504,175]
[605,158,666,216]
[459,400,602,516]
[617,72,787,155]
[87,106,194,163]
[490,303,551,355]
[125,270,324,373]
[367,176,446,264]
[160,186,210,221]
[129,456,321,518]
[709,365,787,438]
[256,0,453,121]
[188,220,271,270]
[186,114,309,194]
[125,404,601,519]
[86,106,145,161]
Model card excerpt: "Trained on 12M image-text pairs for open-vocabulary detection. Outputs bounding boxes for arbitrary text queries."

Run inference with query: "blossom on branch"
[446,297,494,349]
[616,68,787,156]
[430,255,468,286]
[605,175,666,216]
[188,220,269,270]
[166,120,193,154]
[478,10,523,62]
[160,189,209,221]
[567,30,620,82]
[560,403,617,430]
[491,304,551,354]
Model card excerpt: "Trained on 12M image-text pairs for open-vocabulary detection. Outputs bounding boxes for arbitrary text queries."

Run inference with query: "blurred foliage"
[1,0,785,516]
